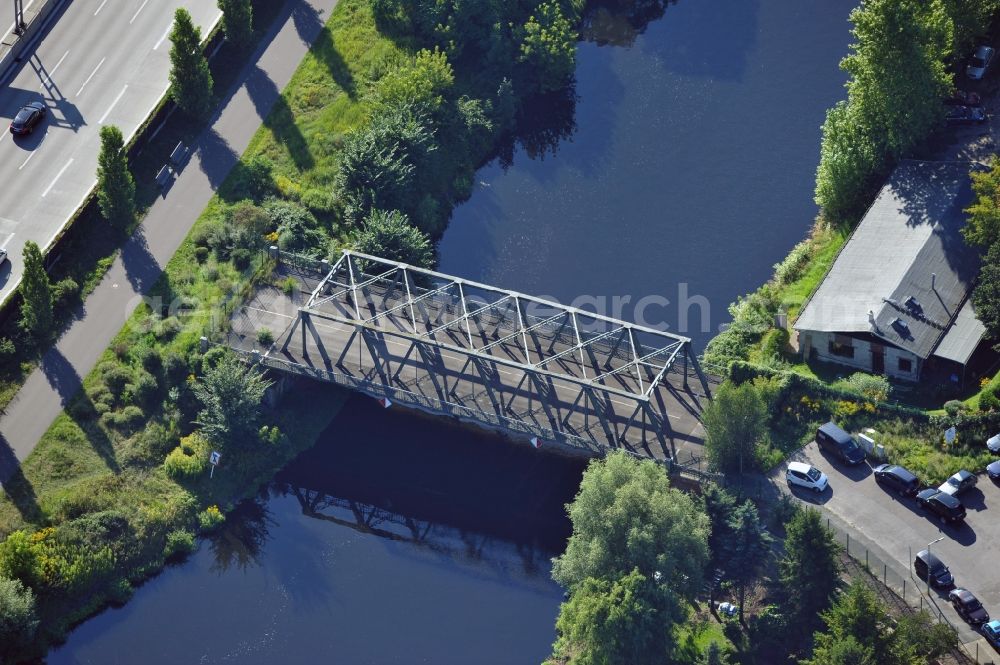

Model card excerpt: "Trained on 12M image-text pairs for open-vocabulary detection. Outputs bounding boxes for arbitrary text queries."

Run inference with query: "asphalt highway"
[0,0,221,301]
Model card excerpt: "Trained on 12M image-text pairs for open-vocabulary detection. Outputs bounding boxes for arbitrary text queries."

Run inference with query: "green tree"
[193,352,272,447]
[218,0,253,49]
[699,642,730,665]
[371,48,454,117]
[169,8,214,118]
[723,500,772,624]
[814,102,883,222]
[842,0,952,161]
[780,508,841,629]
[803,635,875,665]
[549,569,673,665]
[0,575,38,663]
[517,1,576,95]
[702,381,767,474]
[964,159,1000,248]
[96,125,136,227]
[551,451,709,628]
[973,240,1000,348]
[701,482,738,573]
[356,209,435,268]
[19,241,52,337]
[808,582,896,664]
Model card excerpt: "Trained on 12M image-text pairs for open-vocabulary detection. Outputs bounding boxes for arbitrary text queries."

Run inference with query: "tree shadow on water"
[0,436,43,525]
[206,493,274,574]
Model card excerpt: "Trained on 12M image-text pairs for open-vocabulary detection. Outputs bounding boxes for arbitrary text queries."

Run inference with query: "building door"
[871,344,885,374]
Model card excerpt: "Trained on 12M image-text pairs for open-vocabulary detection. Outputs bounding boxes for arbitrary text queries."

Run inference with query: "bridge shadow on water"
[271,394,590,561]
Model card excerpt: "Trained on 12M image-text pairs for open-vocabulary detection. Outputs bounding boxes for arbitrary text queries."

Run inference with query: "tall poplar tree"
[20,241,52,337]
[218,0,253,49]
[96,125,136,227]
[169,8,214,118]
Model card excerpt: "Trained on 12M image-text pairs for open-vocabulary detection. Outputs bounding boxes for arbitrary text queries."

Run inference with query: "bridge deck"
[225,257,707,461]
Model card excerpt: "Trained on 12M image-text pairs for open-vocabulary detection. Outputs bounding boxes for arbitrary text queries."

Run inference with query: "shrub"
[944,399,967,416]
[227,155,274,202]
[201,345,228,371]
[773,239,812,285]
[257,328,275,346]
[153,316,182,340]
[0,575,38,661]
[164,353,189,386]
[101,361,133,399]
[102,405,146,432]
[164,529,196,560]
[844,372,891,402]
[231,247,253,270]
[265,200,326,256]
[125,370,160,408]
[356,208,435,268]
[280,276,298,296]
[0,337,15,361]
[194,245,210,263]
[135,345,163,373]
[163,433,211,481]
[51,277,80,307]
[198,505,225,531]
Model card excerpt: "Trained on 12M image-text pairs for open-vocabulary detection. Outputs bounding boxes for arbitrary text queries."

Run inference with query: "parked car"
[945,105,987,125]
[987,460,1000,481]
[988,433,1000,453]
[949,588,990,625]
[967,45,995,80]
[786,461,828,493]
[9,101,46,136]
[0,247,6,267]
[945,90,982,105]
[816,422,865,465]
[983,620,1000,648]
[916,488,966,524]
[873,464,919,496]
[915,549,954,589]
[938,469,977,496]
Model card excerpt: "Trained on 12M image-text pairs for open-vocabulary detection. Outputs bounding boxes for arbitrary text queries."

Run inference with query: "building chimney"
[931,273,936,290]
[868,310,876,330]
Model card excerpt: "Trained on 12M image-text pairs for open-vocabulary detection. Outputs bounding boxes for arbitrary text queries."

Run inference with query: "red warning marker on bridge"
[378,397,392,409]
[530,437,541,449]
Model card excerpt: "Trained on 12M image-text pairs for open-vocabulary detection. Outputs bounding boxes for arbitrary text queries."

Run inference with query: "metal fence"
[821,517,988,665]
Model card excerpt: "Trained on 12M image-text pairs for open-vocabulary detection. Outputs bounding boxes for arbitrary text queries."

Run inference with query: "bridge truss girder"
[276,250,709,454]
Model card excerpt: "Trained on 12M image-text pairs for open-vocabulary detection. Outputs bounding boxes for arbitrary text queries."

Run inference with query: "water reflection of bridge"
[226,250,710,462]
[280,484,557,583]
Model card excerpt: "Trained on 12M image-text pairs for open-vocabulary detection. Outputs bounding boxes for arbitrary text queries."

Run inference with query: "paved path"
[0,0,221,303]
[0,0,339,479]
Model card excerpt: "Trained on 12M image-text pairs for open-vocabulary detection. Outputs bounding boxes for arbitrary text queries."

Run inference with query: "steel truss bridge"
[228,250,710,460]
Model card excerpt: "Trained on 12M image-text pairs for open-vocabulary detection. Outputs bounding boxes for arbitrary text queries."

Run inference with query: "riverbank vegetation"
[547,455,955,664]
[0,0,629,659]
[705,0,1000,412]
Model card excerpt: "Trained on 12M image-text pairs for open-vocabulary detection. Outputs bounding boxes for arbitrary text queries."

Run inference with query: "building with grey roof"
[795,160,986,382]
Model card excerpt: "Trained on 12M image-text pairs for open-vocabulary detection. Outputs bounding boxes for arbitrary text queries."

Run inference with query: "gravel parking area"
[773,442,1000,656]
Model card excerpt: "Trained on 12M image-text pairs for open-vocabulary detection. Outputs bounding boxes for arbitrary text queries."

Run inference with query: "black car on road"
[916,488,967,524]
[949,588,990,625]
[873,464,920,496]
[914,549,954,589]
[9,101,47,135]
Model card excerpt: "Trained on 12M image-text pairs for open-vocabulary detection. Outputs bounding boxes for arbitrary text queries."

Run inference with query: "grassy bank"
[0,0,593,658]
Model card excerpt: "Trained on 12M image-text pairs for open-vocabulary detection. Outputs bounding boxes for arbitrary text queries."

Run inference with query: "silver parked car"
[967,45,995,80]
[938,469,977,496]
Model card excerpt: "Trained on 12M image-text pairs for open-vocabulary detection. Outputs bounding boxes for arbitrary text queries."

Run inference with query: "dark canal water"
[50,1,855,662]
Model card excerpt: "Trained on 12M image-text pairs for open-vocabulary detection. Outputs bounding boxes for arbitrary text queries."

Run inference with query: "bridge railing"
[235,348,605,454]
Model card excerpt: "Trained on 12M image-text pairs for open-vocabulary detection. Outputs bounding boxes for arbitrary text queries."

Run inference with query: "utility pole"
[13,0,26,35]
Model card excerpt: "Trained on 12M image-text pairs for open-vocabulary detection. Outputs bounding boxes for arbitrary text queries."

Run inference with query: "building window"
[898,357,912,373]
[829,338,855,359]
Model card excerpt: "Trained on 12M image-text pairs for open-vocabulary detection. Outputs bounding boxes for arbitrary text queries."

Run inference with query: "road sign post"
[209,451,221,478]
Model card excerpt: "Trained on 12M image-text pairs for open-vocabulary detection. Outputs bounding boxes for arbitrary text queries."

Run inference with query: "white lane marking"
[94,0,109,15]
[154,21,172,50]
[42,159,73,198]
[76,57,106,97]
[19,152,35,170]
[99,85,128,124]
[39,50,70,90]
[1,233,15,248]
[129,0,150,25]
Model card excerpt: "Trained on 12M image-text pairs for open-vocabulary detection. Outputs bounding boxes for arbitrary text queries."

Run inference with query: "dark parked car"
[914,549,954,589]
[949,588,990,625]
[945,90,982,105]
[9,101,46,135]
[916,488,966,524]
[816,422,865,465]
[987,460,1000,481]
[945,105,987,125]
[938,469,977,496]
[873,464,919,496]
